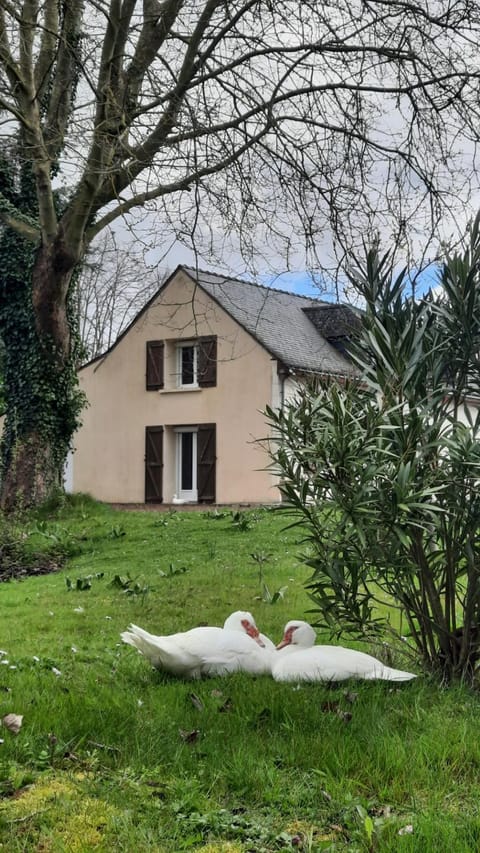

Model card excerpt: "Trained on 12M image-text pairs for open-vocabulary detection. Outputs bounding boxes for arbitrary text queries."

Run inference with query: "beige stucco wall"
[72,270,283,504]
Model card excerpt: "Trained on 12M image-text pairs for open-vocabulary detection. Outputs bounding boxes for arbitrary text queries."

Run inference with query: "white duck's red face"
[223,611,266,647]
[241,618,265,647]
[276,624,298,649]
[276,621,316,649]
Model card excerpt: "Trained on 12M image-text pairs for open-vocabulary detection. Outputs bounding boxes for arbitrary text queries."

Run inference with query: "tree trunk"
[435,626,480,686]
[31,238,73,356]
[0,432,61,511]
[0,238,83,512]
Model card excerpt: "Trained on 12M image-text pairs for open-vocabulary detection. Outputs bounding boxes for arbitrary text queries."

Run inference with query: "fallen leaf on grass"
[87,740,121,753]
[179,728,200,744]
[2,713,23,735]
[320,701,352,723]
[330,824,348,835]
[336,709,352,723]
[343,690,359,704]
[370,805,392,818]
[398,824,414,835]
[321,701,341,713]
[188,692,204,711]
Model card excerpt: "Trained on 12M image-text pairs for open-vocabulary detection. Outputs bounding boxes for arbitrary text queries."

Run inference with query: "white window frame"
[176,341,198,388]
[174,427,198,501]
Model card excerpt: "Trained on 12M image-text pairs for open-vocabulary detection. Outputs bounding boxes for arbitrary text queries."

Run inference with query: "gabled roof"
[181,266,358,377]
[83,264,359,377]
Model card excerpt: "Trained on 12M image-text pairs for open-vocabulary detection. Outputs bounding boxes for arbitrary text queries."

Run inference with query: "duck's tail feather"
[374,665,417,682]
[121,624,165,667]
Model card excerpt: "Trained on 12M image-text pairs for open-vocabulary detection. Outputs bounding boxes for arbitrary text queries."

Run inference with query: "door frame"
[174,426,198,501]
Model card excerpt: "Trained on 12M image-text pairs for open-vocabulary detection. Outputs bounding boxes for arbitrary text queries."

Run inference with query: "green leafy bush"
[267,218,480,683]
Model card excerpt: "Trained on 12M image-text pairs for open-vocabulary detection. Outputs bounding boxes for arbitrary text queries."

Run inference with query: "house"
[68,265,360,505]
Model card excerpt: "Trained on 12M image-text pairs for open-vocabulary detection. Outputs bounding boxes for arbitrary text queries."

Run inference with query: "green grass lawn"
[1,497,480,852]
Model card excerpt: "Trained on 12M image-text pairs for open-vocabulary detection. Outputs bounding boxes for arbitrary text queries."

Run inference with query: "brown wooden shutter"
[197,424,216,503]
[198,336,217,387]
[146,341,164,390]
[145,426,163,502]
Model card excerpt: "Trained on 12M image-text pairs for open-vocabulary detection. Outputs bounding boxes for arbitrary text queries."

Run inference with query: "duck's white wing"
[272,646,354,682]
[313,646,417,681]
[199,629,273,676]
[121,625,225,678]
[272,645,417,682]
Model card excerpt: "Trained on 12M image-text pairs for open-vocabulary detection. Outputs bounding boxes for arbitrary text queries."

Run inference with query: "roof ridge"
[182,264,325,303]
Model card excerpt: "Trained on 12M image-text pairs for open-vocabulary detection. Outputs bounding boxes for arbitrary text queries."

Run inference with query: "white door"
[175,428,198,501]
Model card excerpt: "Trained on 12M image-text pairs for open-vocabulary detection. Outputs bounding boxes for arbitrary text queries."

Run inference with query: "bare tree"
[76,232,165,359]
[0,0,479,509]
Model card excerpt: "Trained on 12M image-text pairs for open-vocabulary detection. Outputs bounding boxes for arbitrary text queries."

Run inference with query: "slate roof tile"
[183,266,358,377]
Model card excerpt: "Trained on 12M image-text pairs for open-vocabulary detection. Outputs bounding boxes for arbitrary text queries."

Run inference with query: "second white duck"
[272,621,417,683]
[121,610,272,679]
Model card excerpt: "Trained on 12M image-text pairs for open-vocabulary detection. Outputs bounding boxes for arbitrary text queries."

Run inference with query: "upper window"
[176,336,217,389]
[177,342,198,387]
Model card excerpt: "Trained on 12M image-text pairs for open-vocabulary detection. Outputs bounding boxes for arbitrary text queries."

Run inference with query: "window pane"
[181,432,193,490]
[181,346,195,384]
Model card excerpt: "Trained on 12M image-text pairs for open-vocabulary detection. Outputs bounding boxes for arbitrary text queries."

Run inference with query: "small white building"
[39,266,361,505]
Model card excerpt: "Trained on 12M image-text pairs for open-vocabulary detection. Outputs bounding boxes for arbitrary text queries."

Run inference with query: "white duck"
[121,611,272,679]
[272,621,417,683]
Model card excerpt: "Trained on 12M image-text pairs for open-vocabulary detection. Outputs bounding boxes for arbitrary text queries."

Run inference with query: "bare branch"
[0,5,23,90]
[0,192,40,241]
[34,0,59,96]
[41,0,86,162]
[124,0,185,110]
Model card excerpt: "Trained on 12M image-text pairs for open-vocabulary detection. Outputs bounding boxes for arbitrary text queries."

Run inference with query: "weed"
[250,551,272,584]
[65,572,104,591]
[250,551,286,604]
[158,563,189,578]
[205,539,217,560]
[231,510,257,531]
[108,524,126,539]
[110,573,151,599]
[152,509,179,527]
[205,509,229,520]
[259,582,287,605]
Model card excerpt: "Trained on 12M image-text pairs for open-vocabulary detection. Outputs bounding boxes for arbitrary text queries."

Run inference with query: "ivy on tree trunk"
[0,164,84,511]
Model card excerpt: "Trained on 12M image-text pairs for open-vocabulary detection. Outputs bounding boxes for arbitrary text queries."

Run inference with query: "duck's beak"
[276,625,295,649]
[242,620,265,647]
